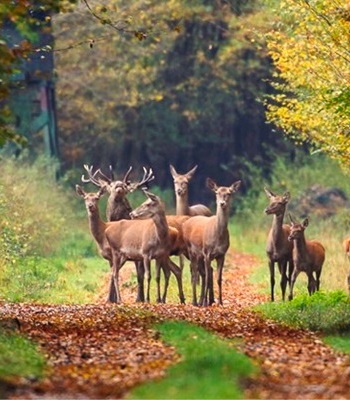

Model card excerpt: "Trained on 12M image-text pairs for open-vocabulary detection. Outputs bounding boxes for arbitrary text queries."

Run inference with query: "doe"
[288,215,325,300]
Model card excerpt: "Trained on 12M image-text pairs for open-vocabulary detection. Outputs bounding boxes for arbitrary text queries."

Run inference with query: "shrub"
[256,291,350,334]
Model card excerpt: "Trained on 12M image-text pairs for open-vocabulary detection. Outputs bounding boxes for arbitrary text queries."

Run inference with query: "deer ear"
[264,187,275,198]
[206,177,218,192]
[282,192,291,203]
[185,165,198,180]
[303,218,309,228]
[288,213,296,225]
[169,165,178,179]
[230,180,241,193]
[144,190,159,202]
[76,185,85,197]
[97,186,108,198]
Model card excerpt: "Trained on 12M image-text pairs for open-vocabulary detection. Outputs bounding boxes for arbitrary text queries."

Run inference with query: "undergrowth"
[256,291,350,334]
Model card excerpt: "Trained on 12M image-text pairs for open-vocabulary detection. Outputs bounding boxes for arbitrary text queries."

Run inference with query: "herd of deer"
[76,165,350,306]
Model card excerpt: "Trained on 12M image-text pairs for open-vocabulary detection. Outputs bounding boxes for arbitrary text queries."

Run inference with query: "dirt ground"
[1,251,350,399]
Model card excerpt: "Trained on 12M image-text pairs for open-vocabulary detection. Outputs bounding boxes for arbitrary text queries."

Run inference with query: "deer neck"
[151,208,169,241]
[176,193,190,216]
[106,196,132,221]
[88,208,107,247]
[215,204,230,237]
[271,212,285,241]
[294,234,308,258]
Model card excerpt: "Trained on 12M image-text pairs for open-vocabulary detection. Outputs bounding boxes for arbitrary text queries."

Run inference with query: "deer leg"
[216,256,225,306]
[144,259,152,303]
[268,260,275,302]
[167,258,185,304]
[315,270,321,292]
[288,259,294,286]
[288,269,300,301]
[135,261,145,302]
[160,259,171,303]
[110,254,122,304]
[278,261,288,302]
[307,273,316,295]
[197,259,206,306]
[155,260,162,303]
[190,259,199,306]
[203,257,212,307]
[347,271,350,294]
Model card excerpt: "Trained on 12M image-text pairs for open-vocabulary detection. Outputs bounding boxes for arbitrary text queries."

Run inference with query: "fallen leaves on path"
[0,250,349,399]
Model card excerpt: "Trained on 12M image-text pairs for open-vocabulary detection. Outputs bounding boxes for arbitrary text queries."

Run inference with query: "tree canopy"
[265,0,350,167]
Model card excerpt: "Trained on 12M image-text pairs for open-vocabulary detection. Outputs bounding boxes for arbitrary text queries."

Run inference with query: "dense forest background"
[51,0,296,201]
[3,0,348,204]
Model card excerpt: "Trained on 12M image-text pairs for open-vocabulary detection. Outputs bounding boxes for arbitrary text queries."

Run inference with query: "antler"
[129,167,155,192]
[122,166,133,184]
[81,164,105,187]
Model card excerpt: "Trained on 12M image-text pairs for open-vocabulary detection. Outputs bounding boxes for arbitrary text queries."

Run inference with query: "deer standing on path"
[342,237,350,294]
[105,190,185,304]
[264,188,294,302]
[75,184,114,292]
[288,215,325,300]
[169,164,212,294]
[182,178,241,306]
[81,165,154,302]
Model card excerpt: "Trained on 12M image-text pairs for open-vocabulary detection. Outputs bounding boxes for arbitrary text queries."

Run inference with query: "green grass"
[324,335,350,354]
[128,321,256,399]
[255,291,350,334]
[0,332,46,381]
[0,254,109,304]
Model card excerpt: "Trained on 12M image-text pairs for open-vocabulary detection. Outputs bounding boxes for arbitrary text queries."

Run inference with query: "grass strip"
[128,321,256,399]
[0,331,46,381]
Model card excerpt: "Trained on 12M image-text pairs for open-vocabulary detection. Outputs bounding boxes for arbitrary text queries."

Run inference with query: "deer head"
[82,164,154,199]
[169,165,198,197]
[76,184,107,215]
[130,190,163,220]
[206,178,241,210]
[264,188,291,216]
[288,214,309,241]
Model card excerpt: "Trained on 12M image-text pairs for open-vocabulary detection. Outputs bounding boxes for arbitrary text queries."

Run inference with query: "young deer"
[169,165,212,217]
[106,190,186,304]
[264,188,294,302]
[288,215,325,300]
[81,165,154,302]
[182,178,241,306]
[342,237,350,294]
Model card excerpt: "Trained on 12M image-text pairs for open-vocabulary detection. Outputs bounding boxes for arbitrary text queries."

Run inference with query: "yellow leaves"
[266,0,350,167]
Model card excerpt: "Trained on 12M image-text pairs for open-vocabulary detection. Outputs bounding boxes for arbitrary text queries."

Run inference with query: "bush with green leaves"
[256,291,350,334]
[0,155,76,264]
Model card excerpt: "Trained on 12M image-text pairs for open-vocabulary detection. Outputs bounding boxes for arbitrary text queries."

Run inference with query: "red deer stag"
[288,215,325,300]
[81,165,154,302]
[342,237,350,294]
[105,190,186,304]
[182,178,241,306]
[264,188,294,302]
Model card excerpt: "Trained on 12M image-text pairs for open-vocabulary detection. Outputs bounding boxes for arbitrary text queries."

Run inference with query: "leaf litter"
[0,250,349,399]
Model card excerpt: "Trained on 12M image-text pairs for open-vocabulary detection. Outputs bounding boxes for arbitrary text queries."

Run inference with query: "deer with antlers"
[105,190,186,304]
[288,215,325,300]
[182,178,241,306]
[81,165,154,302]
[264,188,294,302]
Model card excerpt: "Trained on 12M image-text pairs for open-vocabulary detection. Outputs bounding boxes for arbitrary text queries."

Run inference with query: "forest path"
[1,251,350,399]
